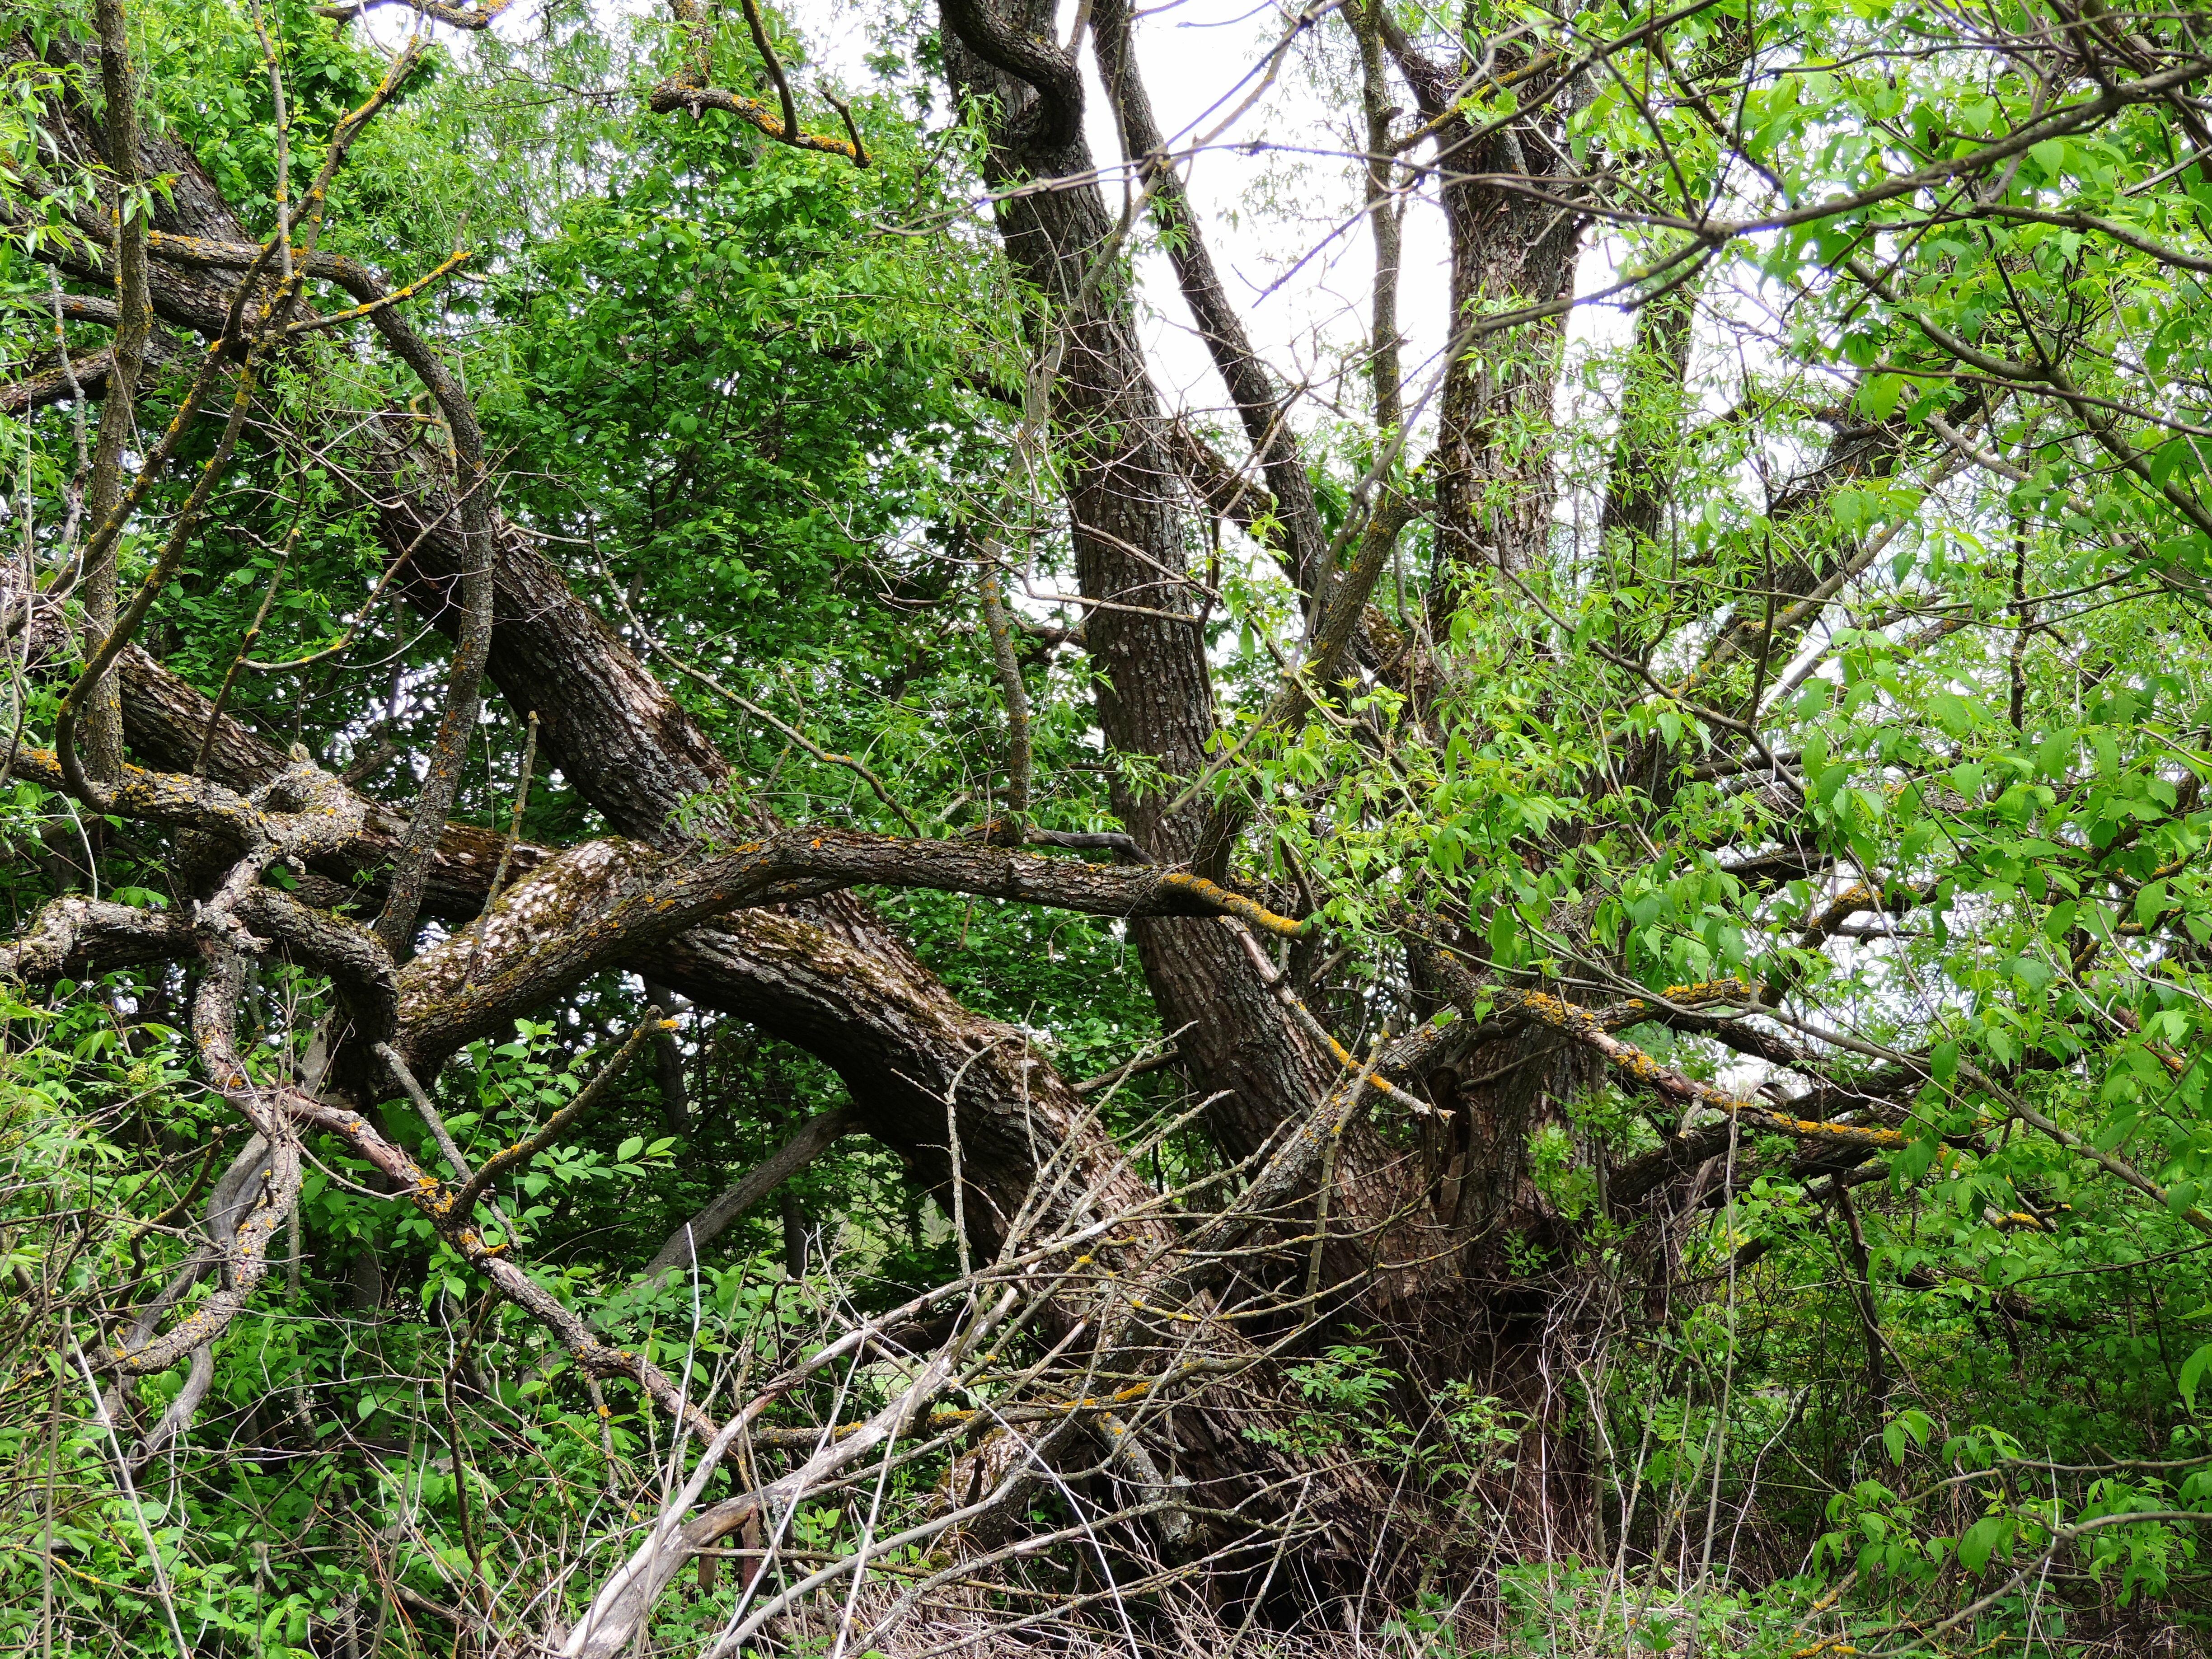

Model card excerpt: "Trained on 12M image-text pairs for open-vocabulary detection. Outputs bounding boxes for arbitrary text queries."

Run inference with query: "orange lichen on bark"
[1500,986,1907,1150]
[1161,871,1310,937]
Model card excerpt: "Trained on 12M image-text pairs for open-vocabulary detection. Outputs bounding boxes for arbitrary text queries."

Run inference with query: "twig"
[193,520,303,775]
[66,1323,194,1658]
[600,566,921,833]
[737,0,801,145]
[453,1015,666,1216]
[979,570,1033,820]
[377,1042,475,1182]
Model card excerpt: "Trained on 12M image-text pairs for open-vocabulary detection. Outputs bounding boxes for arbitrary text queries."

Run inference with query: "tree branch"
[644,1105,862,1275]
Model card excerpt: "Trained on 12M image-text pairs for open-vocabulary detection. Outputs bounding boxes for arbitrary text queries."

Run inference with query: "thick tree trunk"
[1409,40,1586,590]
[940,0,1339,1162]
[941,0,1564,1350]
[36,78,1152,1265]
[918,42,1623,1612]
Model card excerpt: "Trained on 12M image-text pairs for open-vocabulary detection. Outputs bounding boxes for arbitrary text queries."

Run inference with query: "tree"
[9,0,2212,1652]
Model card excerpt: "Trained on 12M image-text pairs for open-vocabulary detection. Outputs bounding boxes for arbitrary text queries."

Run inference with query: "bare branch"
[644,1103,861,1275]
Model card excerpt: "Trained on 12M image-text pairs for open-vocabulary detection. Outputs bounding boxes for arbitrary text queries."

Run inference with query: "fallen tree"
[9,0,2212,1653]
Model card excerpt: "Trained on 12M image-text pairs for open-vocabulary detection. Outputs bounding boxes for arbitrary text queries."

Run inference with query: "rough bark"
[939,0,1337,1166]
[1386,23,1586,590]
[19,9,1696,1584]
[43,104,1367,1568]
[107,639,1181,1265]
[1089,0,1329,598]
[35,24,1294,1294]
[941,0,1514,1348]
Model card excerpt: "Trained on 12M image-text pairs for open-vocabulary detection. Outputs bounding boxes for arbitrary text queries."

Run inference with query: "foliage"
[10,0,2212,1654]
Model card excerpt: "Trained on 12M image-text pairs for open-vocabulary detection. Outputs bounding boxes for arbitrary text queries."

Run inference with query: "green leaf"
[1884,1418,1909,1462]
[617,1135,645,1162]
[1859,373,1907,421]
[2180,1342,2212,1409]
[2135,881,2170,924]
[1929,690,1974,737]
[1931,1040,1959,1086]
[1958,1514,2009,1574]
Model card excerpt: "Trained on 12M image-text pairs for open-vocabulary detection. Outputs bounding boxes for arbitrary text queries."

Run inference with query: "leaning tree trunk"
[938,0,1463,1289]
[29,41,1400,1580]
[935,0,1628,1577]
[37,83,1116,1263]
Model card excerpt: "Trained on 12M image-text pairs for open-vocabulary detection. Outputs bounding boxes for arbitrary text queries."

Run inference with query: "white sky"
[722,0,1626,438]
[1027,0,1634,429]
[361,0,1641,477]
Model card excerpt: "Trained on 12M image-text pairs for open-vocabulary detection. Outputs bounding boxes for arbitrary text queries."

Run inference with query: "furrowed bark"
[1350,12,1625,1553]
[20,67,1171,1285]
[19,22,1723,1599]
[78,0,151,785]
[939,0,1333,1155]
[32,147,1251,1622]
[1388,19,1586,591]
[942,0,1480,1340]
[1089,0,1329,598]
[389,830,1315,1076]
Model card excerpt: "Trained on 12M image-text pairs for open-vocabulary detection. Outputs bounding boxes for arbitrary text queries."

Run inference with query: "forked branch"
[650,0,870,164]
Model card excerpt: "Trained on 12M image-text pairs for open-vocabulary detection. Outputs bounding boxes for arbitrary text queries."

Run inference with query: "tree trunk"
[1397,28,1586,593]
